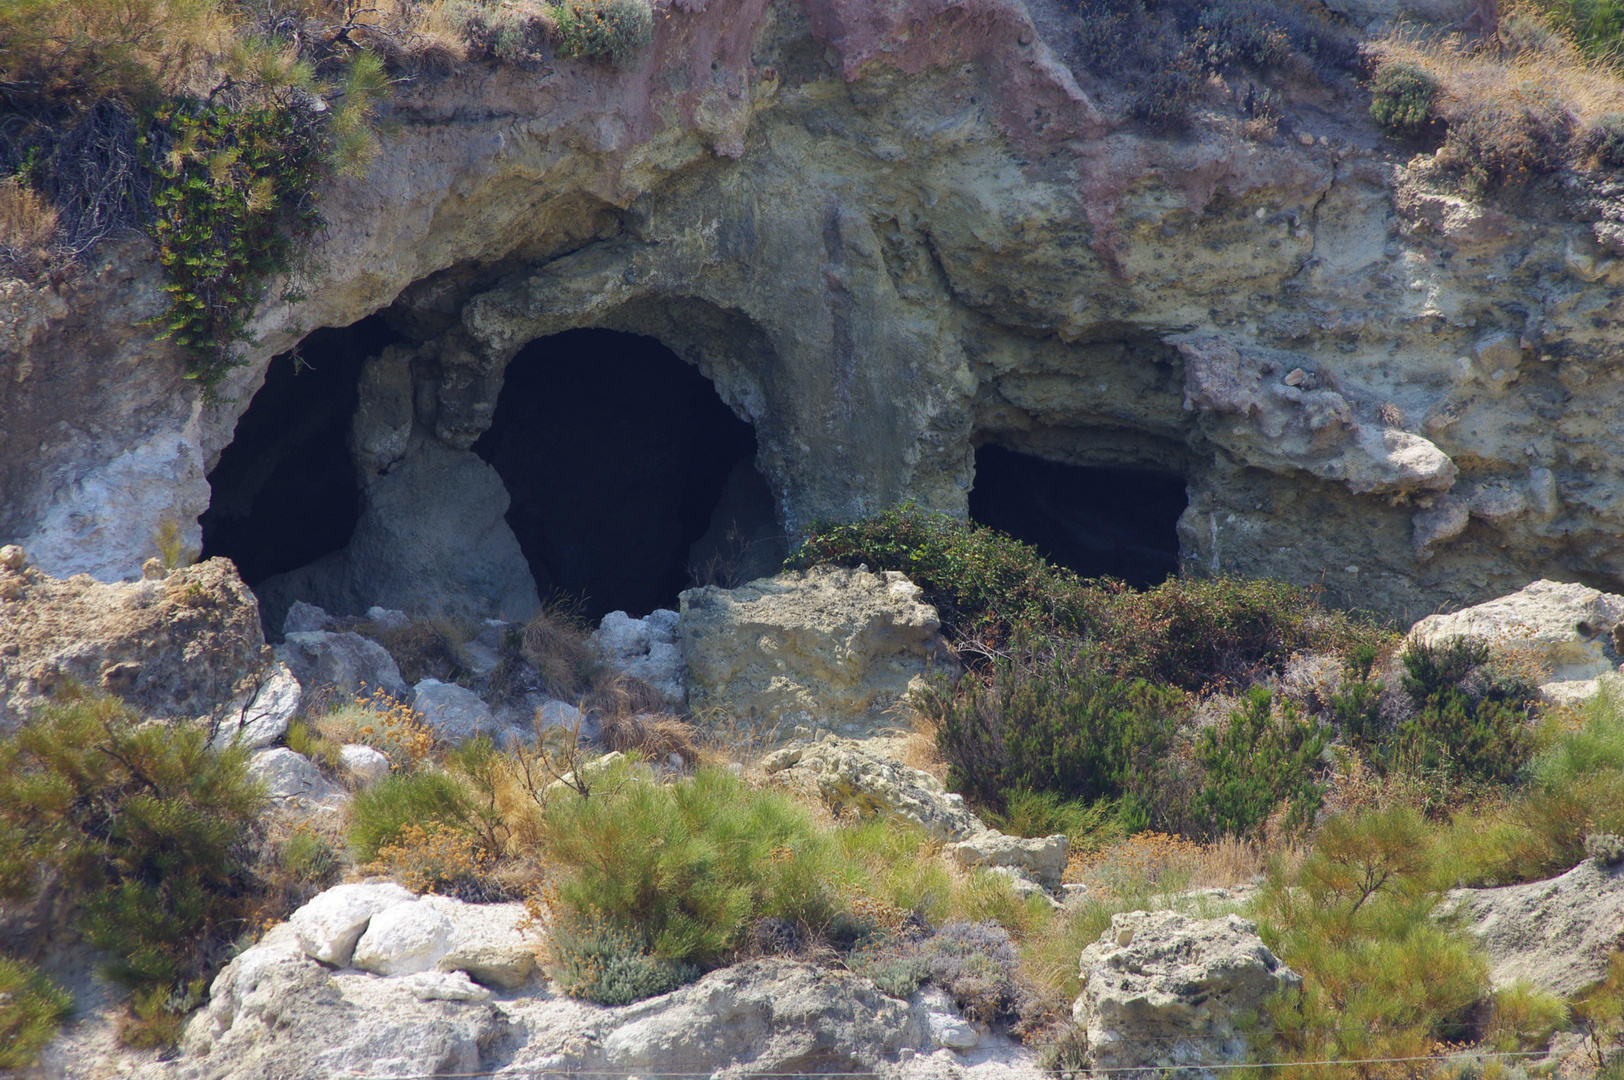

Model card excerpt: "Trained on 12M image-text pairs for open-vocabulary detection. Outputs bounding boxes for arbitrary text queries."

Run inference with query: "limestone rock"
[680,567,954,735]
[946,832,1069,893]
[289,882,416,967]
[339,743,391,784]
[351,899,455,977]
[763,737,981,841]
[412,678,497,743]
[1073,911,1301,1079]
[408,969,492,1003]
[0,557,272,728]
[212,662,301,751]
[254,442,540,629]
[275,630,408,701]
[425,896,539,989]
[350,348,415,475]
[1447,858,1624,997]
[247,748,346,810]
[281,601,332,636]
[1408,579,1624,699]
[593,608,686,706]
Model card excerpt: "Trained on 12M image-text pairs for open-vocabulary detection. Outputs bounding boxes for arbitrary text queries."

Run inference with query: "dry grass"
[598,709,700,765]
[1065,830,1272,893]
[0,177,58,273]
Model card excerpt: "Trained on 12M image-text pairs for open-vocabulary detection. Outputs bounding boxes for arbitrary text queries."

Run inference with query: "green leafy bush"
[923,648,1185,824]
[0,957,72,1069]
[1193,688,1326,837]
[548,914,699,1005]
[347,770,479,862]
[1369,61,1440,140]
[1254,807,1489,1074]
[550,0,652,62]
[852,922,1032,1024]
[0,687,263,1035]
[1588,111,1624,168]
[1393,637,1536,786]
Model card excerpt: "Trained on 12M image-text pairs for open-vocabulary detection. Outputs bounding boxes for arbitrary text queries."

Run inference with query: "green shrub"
[347,770,477,862]
[1193,688,1326,837]
[538,767,871,976]
[0,957,72,1069]
[0,687,262,1031]
[548,914,699,1005]
[1586,111,1624,168]
[853,922,1032,1024]
[1369,61,1440,140]
[1253,807,1489,1074]
[1193,2,1295,71]
[1393,637,1536,787]
[549,0,652,62]
[1442,93,1573,193]
[982,786,1122,843]
[924,648,1185,823]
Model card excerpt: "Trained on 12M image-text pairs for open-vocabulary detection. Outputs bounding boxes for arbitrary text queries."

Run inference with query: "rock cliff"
[4,0,1623,621]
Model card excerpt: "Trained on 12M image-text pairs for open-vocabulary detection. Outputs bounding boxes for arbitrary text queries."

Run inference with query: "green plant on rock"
[347,769,480,862]
[1194,687,1326,837]
[547,913,699,1005]
[1370,60,1440,140]
[1393,637,1537,787]
[0,956,72,1070]
[0,685,263,1042]
[549,0,652,62]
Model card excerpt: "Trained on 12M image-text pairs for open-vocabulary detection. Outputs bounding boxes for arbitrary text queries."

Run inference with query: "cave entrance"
[199,316,400,586]
[474,328,777,621]
[968,444,1186,587]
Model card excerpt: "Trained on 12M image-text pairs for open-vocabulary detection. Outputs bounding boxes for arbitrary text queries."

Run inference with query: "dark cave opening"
[968,444,1187,588]
[199,316,401,586]
[474,328,770,621]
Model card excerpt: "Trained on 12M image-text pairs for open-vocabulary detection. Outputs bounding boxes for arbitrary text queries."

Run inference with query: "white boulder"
[213,662,302,751]
[408,969,492,1002]
[352,899,455,976]
[339,743,391,784]
[248,748,345,810]
[413,678,497,743]
[290,882,416,966]
[593,608,687,706]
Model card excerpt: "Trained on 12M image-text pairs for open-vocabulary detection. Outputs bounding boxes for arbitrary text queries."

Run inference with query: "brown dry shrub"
[0,178,58,272]
[522,602,598,700]
[365,820,493,896]
[357,615,469,685]
[598,710,700,765]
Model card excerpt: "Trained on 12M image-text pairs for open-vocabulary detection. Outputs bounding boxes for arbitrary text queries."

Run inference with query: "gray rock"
[276,630,408,701]
[338,743,391,785]
[413,678,497,743]
[349,348,414,475]
[1073,911,1301,1080]
[408,970,491,1003]
[248,749,345,810]
[764,737,981,841]
[282,600,333,636]
[1447,858,1624,997]
[593,609,687,706]
[948,833,1069,893]
[364,605,410,630]
[212,663,301,752]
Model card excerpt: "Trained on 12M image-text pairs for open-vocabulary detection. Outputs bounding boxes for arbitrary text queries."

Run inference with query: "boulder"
[1073,911,1301,1079]
[947,832,1069,893]
[1408,579,1624,701]
[351,900,455,977]
[408,969,492,1003]
[424,896,539,989]
[763,737,981,841]
[680,567,955,736]
[282,601,332,636]
[276,630,408,701]
[593,608,686,705]
[289,882,416,967]
[213,662,301,751]
[412,678,498,743]
[339,743,391,785]
[0,556,273,728]
[1447,857,1624,997]
[247,748,345,810]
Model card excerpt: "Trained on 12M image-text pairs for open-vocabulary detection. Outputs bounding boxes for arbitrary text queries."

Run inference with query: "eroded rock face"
[275,630,408,701]
[680,567,955,735]
[1448,858,1624,998]
[7,0,1624,623]
[0,555,272,728]
[1072,911,1301,1080]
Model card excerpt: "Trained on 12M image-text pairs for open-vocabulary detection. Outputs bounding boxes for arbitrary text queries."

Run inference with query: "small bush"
[549,0,652,62]
[347,770,478,862]
[0,957,72,1069]
[0,175,59,272]
[1193,688,1327,838]
[924,648,1185,823]
[1440,91,1573,193]
[1393,638,1537,787]
[548,913,698,1005]
[1587,111,1624,168]
[1369,61,1440,140]
[853,921,1033,1024]
[0,686,263,1037]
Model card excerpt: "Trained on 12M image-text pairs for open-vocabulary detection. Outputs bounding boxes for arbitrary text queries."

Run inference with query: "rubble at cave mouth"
[200,316,402,586]
[474,328,773,621]
[968,445,1187,588]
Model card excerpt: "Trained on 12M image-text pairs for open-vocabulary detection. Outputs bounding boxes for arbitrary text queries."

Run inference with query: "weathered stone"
[1408,579,1624,699]
[213,662,301,751]
[408,969,492,1002]
[425,896,540,989]
[1073,911,1301,1079]
[351,900,455,977]
[1447,858,1624,997]
[764,737,980,841]
[350,348,415,475]
[593,608,686,706]
[338,743,391,785]
[412,678,497,743]
[680,567,955,735]
[289,883,416,967]
[247,749,345,810]
[275,630,408,701]
[947,832,1069,893]
[281,601,332,636]
[0,558,272,728]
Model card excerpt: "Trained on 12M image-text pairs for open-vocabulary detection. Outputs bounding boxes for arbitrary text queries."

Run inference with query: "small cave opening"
[968,444,1187,588]
[199,316,402,586]
[474,328,774,621]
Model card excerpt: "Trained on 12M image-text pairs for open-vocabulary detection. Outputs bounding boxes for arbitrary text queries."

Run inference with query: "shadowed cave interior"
[968,444,1187,588]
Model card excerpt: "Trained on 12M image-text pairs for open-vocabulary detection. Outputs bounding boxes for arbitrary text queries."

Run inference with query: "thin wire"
[325,1049,1559,1080]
